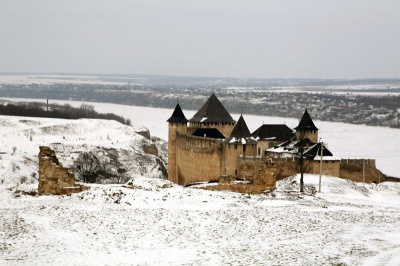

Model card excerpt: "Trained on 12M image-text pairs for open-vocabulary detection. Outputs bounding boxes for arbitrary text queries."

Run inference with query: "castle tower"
[295,109,319,142]
[167,103,188,183]
[189,93,236,138]
[223,115,257,176]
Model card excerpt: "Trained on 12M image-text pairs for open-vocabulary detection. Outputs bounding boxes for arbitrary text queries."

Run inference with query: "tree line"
[0,102,131,125]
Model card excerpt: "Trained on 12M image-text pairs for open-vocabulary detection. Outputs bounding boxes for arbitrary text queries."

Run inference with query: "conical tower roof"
[229,115,251,138]
[225,115,257,144]
[294,109,318,131]
[167,103,188,123]
[190,93,235,123]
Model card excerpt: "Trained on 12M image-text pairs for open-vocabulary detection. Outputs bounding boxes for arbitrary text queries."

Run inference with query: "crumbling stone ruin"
[38,146,87,195]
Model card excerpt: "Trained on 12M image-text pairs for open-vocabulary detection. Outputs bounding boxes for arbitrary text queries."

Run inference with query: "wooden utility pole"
[319,141,323,193]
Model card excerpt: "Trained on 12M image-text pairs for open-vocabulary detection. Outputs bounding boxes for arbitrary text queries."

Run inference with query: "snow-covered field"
[2,97,399,178]
[1,98,400,265]
[1,175,400,265]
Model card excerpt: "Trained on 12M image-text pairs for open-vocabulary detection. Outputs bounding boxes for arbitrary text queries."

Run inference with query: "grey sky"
[1,0,399,78]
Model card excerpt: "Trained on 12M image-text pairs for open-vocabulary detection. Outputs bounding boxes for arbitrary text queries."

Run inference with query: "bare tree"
[80,103,95,113]
[74,151,100,183]
[98,151,132,184]
[295,130,312,193]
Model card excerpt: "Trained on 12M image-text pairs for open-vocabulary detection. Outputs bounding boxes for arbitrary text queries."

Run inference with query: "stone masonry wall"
[309,160,341,178]
[224,144,257,177]
[38,146,85,195]
[340,159,386,183]
[168,123,187,184]
[239,156,386,184]
[238,160,276,188]
[175,132,223,185]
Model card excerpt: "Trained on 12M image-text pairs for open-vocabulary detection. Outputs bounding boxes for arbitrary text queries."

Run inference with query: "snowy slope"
[2,98,398,178]
[0,115,166,186]
[1,175,400,265]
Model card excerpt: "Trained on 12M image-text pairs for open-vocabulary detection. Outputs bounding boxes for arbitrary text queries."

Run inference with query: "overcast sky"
[1,0,399,79]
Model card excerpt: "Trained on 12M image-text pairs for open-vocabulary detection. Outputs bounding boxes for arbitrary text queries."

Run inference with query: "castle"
[167,93,387,187]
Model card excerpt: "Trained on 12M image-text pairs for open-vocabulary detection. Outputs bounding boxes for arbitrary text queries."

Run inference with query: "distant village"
[1,81,399,128]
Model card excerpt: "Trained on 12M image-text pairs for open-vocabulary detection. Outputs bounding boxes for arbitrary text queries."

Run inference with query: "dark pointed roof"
[167,103,188,123]
[266,138,339,161]
[295,109,318,131]
[304,143,336,160]
[224,115,257,145]
[192,128,226,139]
[190,93,235,123]
[230,115,251,138]
[252,124,294,141]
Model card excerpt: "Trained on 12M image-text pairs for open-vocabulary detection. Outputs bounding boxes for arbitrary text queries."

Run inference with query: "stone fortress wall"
[239,156,387,184]
[173,131,259,186]
[175,131,223,185]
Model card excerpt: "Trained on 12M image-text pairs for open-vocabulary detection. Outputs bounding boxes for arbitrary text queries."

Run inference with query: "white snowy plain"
[1,175,400,265]
[1,98,400,265]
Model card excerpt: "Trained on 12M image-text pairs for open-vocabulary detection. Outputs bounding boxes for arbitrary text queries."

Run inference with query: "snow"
[0,115,164,186]
[313,155,341,161]
[2,97,399,178]
[1,98,400,264]
[1,175,400,265]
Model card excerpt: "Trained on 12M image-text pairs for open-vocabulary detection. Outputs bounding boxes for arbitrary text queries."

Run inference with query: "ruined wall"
[237,159,276,188]
[238,159,265,179]
[240,156,341,182]
[38,146,85,195]
[241,156,386,184]
[252,167,276,188]
[175,132,223,185]
[339,159,386,183]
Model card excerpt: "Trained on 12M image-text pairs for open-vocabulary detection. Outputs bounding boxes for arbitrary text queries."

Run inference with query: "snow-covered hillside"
[2,98,398,178]
[0,115,167,186]
[1,175,400,265]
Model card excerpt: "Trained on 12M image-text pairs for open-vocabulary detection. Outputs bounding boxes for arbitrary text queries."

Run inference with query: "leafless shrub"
[31,172,38,180]
[20,176,28,184]
[11,162,19,172]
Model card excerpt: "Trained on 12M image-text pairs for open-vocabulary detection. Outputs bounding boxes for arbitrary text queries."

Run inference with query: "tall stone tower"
[167,103,188,183]
[223,115,257,176]
[189,93,236,138]
[295,109,319,142]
